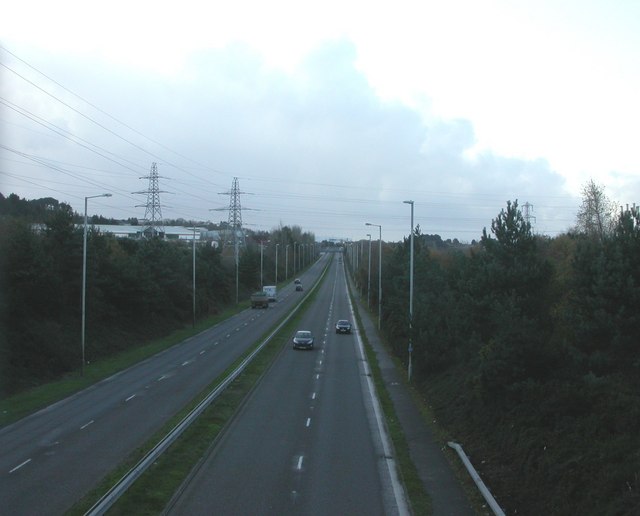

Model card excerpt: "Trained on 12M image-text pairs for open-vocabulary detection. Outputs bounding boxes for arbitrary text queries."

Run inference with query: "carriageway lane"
[0,254,328,515]
[167,258,408,515]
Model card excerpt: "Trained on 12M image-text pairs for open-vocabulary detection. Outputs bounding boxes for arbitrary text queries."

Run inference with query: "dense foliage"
[4,190,639,513]
[0,194,315,395]
[348,200,640,515]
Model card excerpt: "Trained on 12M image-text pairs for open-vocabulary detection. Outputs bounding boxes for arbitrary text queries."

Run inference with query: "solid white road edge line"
[348,292,411,516]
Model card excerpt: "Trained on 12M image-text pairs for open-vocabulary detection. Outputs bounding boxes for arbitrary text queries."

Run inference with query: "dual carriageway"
[1,253,410,514]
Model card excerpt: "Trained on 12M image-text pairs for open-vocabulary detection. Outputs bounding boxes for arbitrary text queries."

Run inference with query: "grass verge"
[0,304,248,428]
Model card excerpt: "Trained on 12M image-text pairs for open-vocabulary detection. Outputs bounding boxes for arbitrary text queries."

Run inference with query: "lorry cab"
[262,285,277,302]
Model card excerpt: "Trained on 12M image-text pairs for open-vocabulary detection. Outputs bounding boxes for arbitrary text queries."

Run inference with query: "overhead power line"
[0,96,145,175]
[0,45,228,185]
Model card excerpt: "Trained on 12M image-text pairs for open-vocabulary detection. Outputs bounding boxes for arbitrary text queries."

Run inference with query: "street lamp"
[82,193,112,376]
[192,225,196,328]
[293,242,298,274]
[285,244,290,280]
[275,243,279,285]
[365,222,382,330]
[366,233,371,308]
[234,230,239,304]
[404,200,415,381]
[259,240,269,288]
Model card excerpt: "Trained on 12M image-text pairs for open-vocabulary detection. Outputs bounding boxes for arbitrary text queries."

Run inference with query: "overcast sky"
[2,0,639,242]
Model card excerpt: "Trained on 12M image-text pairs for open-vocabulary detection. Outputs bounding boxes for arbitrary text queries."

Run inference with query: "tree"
[575,179,617,241]
[569,206,640,375]
[473,201,557,395]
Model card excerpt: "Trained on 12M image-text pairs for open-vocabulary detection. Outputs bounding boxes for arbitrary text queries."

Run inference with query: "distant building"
[79,224,222,247]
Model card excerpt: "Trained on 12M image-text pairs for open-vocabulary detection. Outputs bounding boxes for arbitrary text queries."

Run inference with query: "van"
[262,285,277,302]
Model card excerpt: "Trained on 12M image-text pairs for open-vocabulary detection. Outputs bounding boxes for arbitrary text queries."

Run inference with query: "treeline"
[349,200,640,514]
[0,194,315,396]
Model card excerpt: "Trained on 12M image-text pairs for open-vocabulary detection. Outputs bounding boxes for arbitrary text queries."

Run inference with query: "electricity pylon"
[523,201,536,229]
[134,162,166,238]
[223,177,246,248]
[212,177,252,303]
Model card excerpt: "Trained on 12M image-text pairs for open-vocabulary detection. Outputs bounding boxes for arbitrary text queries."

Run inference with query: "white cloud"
[2,0,638,240]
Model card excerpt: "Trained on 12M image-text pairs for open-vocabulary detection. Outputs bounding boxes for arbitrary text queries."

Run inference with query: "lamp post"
[192,225,196,328]
[82,193,112,376]
[293,242,298,274]
[234,232,239,304]
[365,222,382,330]
[404,200,415,381]
[275,243,279,285]
[366,233,371,308]
[352,241,356,269]
[285,244,290,280]
[260,240,269,288]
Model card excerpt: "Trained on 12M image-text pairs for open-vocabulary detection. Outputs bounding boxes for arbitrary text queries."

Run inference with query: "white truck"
[262,285,277,302]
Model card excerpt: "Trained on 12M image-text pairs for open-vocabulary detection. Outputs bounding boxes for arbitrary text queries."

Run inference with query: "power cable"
[0,48,228,186]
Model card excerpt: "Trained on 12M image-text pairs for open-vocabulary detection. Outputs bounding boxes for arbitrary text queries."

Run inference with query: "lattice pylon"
[220,177,246,249]
[134,162,166,238]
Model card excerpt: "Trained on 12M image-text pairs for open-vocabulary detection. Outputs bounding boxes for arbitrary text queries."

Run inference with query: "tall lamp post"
[259,240,269,288]
[285,244,290,280]
[192,225,196,328]
[366,233,371,308]
[234,232,239,304]
[82,193,112,376]
[365,222,382,330]
[293,242,298,275]
[275,243,279,285]
[404,200,415,381]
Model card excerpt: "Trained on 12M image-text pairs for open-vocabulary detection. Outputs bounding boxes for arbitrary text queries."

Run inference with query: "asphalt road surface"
[167,258,408,515]
[0,255,328,515]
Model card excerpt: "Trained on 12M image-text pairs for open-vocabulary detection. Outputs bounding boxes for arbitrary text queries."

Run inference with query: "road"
[0,255,328,515]
[167,257,408,515]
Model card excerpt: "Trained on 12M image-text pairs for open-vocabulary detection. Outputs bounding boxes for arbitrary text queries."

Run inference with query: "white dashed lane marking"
[9,459,31,474]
